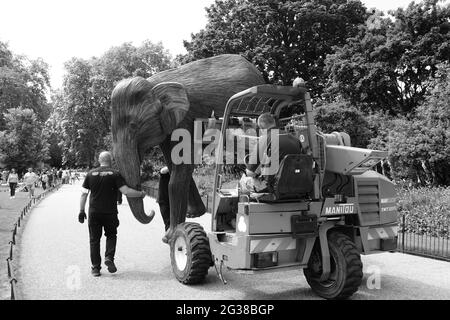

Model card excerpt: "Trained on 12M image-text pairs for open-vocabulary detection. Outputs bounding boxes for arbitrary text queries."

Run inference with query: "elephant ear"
[151,82,190,135]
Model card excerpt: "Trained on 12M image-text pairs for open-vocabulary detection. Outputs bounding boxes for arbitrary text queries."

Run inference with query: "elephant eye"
[130,122,138,131]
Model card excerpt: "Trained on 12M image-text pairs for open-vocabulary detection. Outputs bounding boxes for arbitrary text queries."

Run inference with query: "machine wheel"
[170,222,212,284]
[304,232,363,300]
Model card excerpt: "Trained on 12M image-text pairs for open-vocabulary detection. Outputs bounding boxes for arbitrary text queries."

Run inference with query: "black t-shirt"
[82,166,126,214]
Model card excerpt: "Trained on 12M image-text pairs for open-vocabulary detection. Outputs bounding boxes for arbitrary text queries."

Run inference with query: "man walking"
[24,168,39,199]
[79,151,155,277]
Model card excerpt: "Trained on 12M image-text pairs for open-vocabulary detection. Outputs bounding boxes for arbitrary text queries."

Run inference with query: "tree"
[50,41,173,167]
[0,108,49,172]
[182,0,367,98]
[314,101,373,148]
[325,0,450,115]
[0,41,51,129]
[368,63,450,186]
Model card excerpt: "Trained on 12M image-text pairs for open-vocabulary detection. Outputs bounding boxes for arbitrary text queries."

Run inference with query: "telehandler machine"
[169,84,398,299]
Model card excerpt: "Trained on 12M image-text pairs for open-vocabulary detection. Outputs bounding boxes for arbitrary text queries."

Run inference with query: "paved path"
[18,182,450,300]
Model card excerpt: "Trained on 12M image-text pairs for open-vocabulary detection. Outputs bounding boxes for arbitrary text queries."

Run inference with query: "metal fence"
[397,214,450,261]
[5,184,61,300]
[142,185,213,213]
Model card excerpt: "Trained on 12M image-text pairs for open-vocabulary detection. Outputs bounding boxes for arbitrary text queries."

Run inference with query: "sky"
[0,0,438,89]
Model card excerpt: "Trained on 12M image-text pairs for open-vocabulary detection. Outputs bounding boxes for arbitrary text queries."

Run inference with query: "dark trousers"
[9,183,17,196]
[159,202,170,231]
[88,213,119,268]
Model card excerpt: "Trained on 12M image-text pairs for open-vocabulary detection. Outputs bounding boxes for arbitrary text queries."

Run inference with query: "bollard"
[9,242,14,259]
[6,258,12,278]
[10,278,18,300]
[402,215,406,253]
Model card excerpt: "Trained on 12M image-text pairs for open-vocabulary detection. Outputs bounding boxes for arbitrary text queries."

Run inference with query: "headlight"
[237,215,247,233]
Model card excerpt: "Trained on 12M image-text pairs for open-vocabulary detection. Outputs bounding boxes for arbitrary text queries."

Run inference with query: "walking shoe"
[105,259,117,273]
[91,267,101,277]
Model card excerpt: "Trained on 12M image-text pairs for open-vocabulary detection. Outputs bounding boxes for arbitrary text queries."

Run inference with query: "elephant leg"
[160,138,206,219]
[165,164,194,241]
[186,180,206,218]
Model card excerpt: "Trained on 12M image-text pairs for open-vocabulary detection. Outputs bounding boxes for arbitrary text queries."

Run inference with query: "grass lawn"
[0,184,45,300]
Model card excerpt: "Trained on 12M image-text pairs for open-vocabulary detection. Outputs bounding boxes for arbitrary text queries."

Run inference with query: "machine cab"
[206,85,322,270]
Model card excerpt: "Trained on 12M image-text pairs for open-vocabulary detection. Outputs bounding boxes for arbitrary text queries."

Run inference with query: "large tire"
[170,222,212,284]
[304,232,363,300]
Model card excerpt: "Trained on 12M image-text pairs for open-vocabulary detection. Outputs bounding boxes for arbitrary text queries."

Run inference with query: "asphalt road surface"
[17,182,450,300]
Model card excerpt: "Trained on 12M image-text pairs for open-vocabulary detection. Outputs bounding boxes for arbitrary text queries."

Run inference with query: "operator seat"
[250,153,314,202]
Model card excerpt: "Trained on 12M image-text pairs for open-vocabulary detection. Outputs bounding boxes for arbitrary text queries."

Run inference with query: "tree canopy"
[325,0,450,115]
[182,0,367,98]
[50,41,173,167]
[0,108,49,172]
[0,41,51,130]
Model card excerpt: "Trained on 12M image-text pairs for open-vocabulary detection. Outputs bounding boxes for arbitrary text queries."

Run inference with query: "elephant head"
[111,77,189,224]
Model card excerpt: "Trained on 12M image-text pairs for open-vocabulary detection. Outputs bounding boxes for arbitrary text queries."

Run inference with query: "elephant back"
[147,54,265,118]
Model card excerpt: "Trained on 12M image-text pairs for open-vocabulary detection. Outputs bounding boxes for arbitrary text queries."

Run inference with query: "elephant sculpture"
[111,54,265,241]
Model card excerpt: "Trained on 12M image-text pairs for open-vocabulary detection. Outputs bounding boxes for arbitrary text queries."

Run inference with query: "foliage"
[0,41,51,129]
[369,63,450,186]
[0,108,49,172]
[325,0,450,115]
[397,186,450,238]
[314,100,373,147]
[49,41,173,167]
[182,0,367,98]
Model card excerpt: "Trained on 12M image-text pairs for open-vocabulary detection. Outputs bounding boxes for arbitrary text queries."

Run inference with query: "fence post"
[402,214,406,253]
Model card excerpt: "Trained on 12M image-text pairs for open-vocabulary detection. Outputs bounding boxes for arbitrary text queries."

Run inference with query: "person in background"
[157,167,171,236]
[41,171,48,190]
[1,169,9,185]
[57,169,63,184]
[71,170,77,184]
[79,151,155,277]
[240,113,302,193]
[117,190,123,205]
[53,168,58,186]
[24,167,39,199]
[47,170,54,188]
[7,168,19,199]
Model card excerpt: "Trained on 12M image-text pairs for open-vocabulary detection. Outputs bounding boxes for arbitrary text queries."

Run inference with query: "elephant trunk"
[114,142,153,224]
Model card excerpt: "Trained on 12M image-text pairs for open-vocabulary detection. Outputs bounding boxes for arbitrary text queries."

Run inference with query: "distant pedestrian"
[47,170,54,188]
[41,171,48,190]
[57,169,63,183]
[7,168,19,199]
[24,168,39,199]
[79,151,154,277]
[70,170,77,184]
[2,169,9,185]
[62,170,69,184]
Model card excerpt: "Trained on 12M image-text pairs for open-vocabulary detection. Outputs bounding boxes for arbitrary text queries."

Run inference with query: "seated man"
[240,113,302,193]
